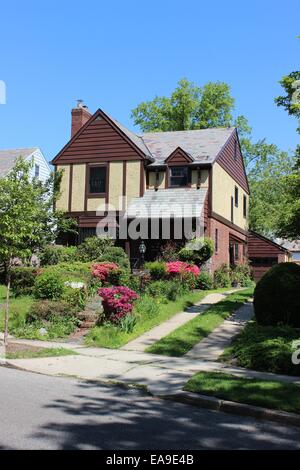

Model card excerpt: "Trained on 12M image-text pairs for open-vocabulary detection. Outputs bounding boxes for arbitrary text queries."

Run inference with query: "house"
[276,239,300,265]
[52,101,250,271]
[0,147,51,182]
[248,231,290,281]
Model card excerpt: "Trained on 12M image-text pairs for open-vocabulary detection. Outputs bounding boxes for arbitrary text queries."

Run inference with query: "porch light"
[139,240,146,254]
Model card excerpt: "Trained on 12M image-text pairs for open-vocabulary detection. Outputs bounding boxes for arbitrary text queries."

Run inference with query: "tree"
[0,158,74,347]
[274,68,300,238]
[131,78,234,132]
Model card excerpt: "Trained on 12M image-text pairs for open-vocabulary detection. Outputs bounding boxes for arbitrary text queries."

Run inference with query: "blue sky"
[0,0,299,163]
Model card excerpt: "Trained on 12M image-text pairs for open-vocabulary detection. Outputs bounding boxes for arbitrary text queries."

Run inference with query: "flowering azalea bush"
[98,286,139,323]
[166,261,200,276]
[92,262,119,283]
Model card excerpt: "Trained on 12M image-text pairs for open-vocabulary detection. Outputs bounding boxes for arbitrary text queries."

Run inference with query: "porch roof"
[125,188,207,219]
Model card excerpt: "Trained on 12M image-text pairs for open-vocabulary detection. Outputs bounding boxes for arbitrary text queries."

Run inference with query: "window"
[234,186,239,207]
[169,166,188,187]
[215,228,218,253]
[292,252,300,261]
[249,257,277,267]
[34,164,40,178]
[89,166,107,194]
[230,196,234,223]
[234,243,239,261]
[243,195,247,218]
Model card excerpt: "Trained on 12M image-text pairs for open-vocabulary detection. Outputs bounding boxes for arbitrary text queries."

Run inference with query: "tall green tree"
[0,159,75,347]
[131,79,234,132]
[274,69,300,238]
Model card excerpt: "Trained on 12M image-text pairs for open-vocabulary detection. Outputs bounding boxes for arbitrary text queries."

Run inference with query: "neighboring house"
[0,147,51,182]
[248,231,290,281]
[276,239,300,265]
[52,102,250,271]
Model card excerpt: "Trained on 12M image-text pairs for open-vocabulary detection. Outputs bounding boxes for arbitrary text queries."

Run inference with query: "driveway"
[0,367,300,450]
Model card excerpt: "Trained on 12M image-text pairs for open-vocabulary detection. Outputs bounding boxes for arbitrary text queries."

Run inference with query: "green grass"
[147,288,254,356]
[85,288,230,349]
[184,371,300,414]
[0,285,34,331]
[6,347,77,360]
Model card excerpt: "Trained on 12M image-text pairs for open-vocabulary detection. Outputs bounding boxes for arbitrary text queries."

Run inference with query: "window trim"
[87,163,108,197]
[215,228,219,253]
[230,196,234,223]
[34,163,40,178]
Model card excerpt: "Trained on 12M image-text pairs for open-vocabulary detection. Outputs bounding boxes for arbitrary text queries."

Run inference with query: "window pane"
[35,164,40,178]
[89,166,106,193]
[170,166,188,187]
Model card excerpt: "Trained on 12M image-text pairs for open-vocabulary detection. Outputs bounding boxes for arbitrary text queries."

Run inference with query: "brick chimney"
[71,100,92,138]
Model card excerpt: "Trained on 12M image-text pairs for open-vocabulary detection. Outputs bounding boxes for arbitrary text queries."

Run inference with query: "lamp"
[139,240,146,267]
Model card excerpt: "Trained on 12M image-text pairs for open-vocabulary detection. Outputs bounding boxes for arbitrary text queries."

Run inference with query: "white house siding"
[26,148,51,183]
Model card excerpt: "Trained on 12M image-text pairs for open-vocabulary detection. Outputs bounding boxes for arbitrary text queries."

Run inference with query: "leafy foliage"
[254,263,300,327]
[144,261,167,280]
[179,237,214,265]
[39,245,77,266]
[213,263,231,288]
[77,236,114,262]
[34,272,65,300]
[11,267,41,297]
[195,271,214,290]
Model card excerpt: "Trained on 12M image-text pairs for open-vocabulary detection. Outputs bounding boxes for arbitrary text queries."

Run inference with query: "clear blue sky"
[0,0,299,163]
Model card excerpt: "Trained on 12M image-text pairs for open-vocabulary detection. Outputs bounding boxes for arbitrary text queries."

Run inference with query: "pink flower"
[92,262,119,282]
[98,286,139,323]
[166,261,200,276]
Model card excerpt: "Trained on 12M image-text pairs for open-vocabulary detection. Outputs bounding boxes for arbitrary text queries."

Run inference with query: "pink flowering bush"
[92,262,119,283]
[98,286,139,323]
[166,261,200,276]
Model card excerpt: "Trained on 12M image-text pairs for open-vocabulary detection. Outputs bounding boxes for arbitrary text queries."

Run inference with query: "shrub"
[43,262,92,285]
[97,246,130,270]
[145,261,167,280]
[77,236,114,262]
[62,284,87,310]
[213,263,231,288]
[224,322,300,375]
[231,263,253,287]
[39,245,77,266]
[254,262,300,327]
[196,271,214,290]
[34,272,65,300]
[166,261,200,277]
[145,280,178,302]
[11,267,41,296]
[98,286,139,323]
[179,237,214,265]
[92,262,119,282]
[27,300,76,323]
[159,241,182,261]
[119,314,137,333]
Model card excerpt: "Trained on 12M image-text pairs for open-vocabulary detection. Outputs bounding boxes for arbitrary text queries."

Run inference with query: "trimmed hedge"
[254,262,300,327]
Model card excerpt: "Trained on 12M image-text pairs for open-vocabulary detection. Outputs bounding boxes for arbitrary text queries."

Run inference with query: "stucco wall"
[87,197,106,212]
[109,161,123,211]
[212,163,248,230]
[56,164,70,211]
[191,169,209,188]
[126,161,140,205]
[71,164,86,212]
[148,171,165,189]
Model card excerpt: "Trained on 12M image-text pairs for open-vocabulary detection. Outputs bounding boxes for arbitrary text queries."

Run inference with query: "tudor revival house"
[52,102,250,271]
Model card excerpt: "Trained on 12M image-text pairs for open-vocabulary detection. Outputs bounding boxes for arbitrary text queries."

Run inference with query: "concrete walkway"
[122,289,239,352]
[185,302,253,360]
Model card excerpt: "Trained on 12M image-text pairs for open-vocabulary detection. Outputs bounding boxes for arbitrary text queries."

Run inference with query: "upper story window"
[34,164,40,178]
[169,166,188,187]
[234,186,239,207]
[243,195,247,217]
[89,165,107,194]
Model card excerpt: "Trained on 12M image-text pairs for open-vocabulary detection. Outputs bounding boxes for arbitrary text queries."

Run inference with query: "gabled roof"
[249,231,290,253]
[164,146,194,164]
[141,127,235,166]
[0,147,38,177]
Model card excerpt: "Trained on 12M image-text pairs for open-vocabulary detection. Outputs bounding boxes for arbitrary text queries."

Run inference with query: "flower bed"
[166,261,200,276]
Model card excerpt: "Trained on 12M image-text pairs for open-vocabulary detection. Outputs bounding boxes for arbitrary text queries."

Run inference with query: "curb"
[160,390,300,427]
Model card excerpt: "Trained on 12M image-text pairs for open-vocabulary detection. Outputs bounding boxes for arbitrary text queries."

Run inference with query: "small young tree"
[0,158,69,347]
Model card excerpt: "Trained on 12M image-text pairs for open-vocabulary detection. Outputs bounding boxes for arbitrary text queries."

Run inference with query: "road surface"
[0,366,299,450]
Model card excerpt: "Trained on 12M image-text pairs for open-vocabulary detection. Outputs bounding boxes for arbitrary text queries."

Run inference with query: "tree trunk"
[4,272,11,349]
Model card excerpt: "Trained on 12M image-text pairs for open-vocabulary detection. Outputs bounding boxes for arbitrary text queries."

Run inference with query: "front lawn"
[184,371,300,414]
[220,321,300,376]
[5,344,77,360]
[85,288,229,349]
[0,285,34,331]
[146,288,254,356]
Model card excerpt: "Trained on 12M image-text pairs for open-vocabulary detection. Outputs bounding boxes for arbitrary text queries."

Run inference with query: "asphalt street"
[0,366,299,450]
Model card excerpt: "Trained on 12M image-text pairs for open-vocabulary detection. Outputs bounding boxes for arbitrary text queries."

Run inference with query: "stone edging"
[160,390,300,427]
